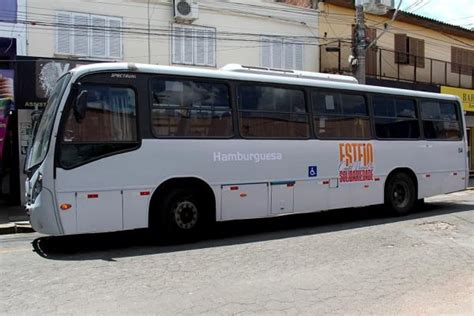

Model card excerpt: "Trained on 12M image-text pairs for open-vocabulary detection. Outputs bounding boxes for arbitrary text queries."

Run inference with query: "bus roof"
[70,62,459,102]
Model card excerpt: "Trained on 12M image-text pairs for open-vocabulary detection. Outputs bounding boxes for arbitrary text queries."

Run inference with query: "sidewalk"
[0,201,33,234]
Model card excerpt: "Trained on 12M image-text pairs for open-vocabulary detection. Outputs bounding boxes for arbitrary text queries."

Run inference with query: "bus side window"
[312,91,370,139]
[420,101,461,140]
[150,78,233,138]
[373,96,419,139]
[237,85,309,139]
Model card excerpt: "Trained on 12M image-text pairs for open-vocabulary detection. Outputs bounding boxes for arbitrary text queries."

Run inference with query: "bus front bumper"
[26,188,62,235]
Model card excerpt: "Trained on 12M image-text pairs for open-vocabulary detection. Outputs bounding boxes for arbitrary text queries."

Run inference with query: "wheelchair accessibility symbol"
[308,166,318,177]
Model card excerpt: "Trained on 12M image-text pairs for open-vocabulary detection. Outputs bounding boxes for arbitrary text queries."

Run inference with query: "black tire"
[384,173,416,216]
[155,188,209,240]
[415,198,425,209]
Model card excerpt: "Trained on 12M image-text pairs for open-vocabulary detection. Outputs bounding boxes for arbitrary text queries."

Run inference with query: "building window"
[261,37,303,70]
[56,12,122,59]
[394,33,425,68]
[451,46,474,76]
[172,25,216,67]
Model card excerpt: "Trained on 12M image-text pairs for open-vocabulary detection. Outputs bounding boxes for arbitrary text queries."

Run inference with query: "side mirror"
[74,90,88,123]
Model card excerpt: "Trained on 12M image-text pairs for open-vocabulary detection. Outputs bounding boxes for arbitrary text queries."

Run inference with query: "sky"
[398,0,474,29]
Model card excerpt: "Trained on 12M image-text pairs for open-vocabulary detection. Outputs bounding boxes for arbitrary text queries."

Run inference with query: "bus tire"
[384,172,416,216]
[157,188,208,240]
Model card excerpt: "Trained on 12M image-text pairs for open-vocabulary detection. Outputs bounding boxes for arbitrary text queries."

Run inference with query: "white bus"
[25,63,468,237]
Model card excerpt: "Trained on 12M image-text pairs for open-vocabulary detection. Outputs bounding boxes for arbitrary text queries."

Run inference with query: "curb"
[0,221,35,235]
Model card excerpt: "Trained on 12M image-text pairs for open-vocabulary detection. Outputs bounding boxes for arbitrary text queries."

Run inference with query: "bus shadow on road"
[31,201,473,261]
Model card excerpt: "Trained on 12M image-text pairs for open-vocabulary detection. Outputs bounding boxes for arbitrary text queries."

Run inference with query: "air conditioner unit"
[174,0,199,23]
[363,0,394,15]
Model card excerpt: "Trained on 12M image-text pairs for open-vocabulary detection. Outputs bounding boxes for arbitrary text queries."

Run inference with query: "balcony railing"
[320,42,474,89]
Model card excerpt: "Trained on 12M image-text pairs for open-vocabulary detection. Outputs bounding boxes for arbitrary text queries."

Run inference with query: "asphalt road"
[1,191,473,315]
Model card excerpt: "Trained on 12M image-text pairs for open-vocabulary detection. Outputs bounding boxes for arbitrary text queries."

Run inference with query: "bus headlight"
[31,173,43,203]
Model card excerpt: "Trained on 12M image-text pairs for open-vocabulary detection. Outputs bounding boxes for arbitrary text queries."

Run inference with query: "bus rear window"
[420,101,461,140]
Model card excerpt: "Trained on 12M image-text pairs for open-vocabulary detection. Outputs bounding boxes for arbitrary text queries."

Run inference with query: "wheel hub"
[393,183,409,208]
[174,201,198,230]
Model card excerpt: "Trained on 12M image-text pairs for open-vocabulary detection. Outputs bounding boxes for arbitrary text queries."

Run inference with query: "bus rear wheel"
[156,188,207,240]
[384,173,416,216]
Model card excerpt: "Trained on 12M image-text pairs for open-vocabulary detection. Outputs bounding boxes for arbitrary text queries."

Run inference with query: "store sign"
[35,60,87,99]
[441,86,474,112]
[15,57,92,109]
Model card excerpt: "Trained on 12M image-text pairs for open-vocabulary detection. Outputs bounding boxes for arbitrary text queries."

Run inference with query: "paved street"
[1,191,473,315]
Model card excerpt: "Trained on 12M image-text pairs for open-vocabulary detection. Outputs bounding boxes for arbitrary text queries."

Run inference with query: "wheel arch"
[384,167,419,199]
[148,177,217,228]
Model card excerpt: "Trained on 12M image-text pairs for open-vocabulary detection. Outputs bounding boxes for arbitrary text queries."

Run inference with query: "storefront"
[3,57,98,205]
[0,39,17,203]
[0,0,27,204]
[441,86,474,174]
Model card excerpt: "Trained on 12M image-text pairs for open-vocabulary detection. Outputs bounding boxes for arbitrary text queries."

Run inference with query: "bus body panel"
[53,137,466,234]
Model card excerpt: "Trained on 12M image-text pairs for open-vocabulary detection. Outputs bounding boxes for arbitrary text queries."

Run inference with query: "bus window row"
[150,77,462,140]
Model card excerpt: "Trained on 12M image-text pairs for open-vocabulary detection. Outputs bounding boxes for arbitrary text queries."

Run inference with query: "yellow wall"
[318,2,474,84]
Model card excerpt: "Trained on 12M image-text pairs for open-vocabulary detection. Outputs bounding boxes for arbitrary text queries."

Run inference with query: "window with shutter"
[451,46,474,75]
[56,11,122,59]
[206,29,216,66]
[294,43,303,70]
[183,27,194,65]
[394,33,408,64]
[172,25,216,67]
[73,13,89,56]
[408,37,424,68]
[195,28,206,65]
[261,37,272,68]
[272,40,283,69]
[56,12,72,55]
[172,27,184,64]
[395,34,425,68]
[284,42,294,70]
[261,37,304,70]
[91,15,107,58]
[108,18,122,59]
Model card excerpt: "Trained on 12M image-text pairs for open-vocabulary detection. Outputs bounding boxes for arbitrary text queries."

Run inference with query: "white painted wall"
[25,0,319,71]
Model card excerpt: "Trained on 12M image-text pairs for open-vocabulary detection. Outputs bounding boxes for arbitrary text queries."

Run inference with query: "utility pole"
[354,0,366,84]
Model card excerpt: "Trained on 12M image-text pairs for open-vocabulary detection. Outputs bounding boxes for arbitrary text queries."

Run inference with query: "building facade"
[312,0,474,173]
[2,0,320,205]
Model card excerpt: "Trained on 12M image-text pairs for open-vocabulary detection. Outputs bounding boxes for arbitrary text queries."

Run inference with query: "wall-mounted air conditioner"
[174,0,199,23]
[363,0,395,15]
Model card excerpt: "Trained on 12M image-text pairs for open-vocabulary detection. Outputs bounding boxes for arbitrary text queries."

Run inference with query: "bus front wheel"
[384,173,416,216]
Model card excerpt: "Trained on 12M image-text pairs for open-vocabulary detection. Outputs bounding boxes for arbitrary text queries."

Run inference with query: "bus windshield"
[25,73,71,172]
